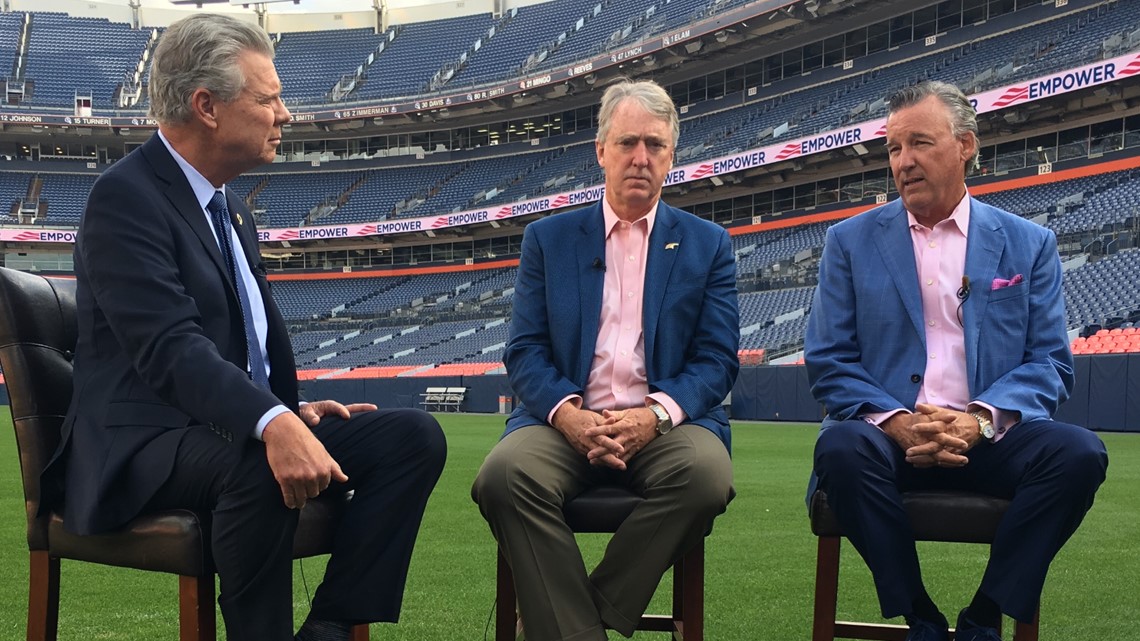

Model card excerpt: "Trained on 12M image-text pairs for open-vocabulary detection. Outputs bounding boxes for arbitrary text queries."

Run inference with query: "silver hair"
[148,13,275,125]
[596,79,681,147]
[887,80,980,173]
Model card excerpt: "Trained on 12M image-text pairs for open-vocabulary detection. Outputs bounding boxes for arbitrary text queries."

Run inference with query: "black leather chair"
[0,266,368,641]
[809,489,1040,641]
[495,485,705,641]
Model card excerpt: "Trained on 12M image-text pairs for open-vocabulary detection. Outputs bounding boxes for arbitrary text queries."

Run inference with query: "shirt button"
[620,350,627,356]
[929,241,936,248]
[929,354,936,359]
[627,292,635,298]
[928,320,935,327]
[926,279,934,286]
[624,325,632,331]
[629,255,636,261]
[615,386,624,393]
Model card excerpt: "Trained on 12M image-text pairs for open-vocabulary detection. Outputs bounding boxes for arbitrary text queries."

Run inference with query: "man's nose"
[631,142,650,166]
[895,147,915,169]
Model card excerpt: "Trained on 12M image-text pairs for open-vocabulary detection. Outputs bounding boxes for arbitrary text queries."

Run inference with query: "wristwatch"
[648,403,674,435]
[970,411,996,441]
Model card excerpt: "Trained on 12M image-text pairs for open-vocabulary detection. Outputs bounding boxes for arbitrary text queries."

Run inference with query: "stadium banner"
[3,52,1136,245]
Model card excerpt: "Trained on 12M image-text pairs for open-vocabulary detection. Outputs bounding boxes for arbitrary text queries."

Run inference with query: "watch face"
[973,413,995,439]
[651,404,672,434]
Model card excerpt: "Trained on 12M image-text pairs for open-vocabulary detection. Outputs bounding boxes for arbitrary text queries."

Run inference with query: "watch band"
[649,403,673,435]
[970,411,995,440]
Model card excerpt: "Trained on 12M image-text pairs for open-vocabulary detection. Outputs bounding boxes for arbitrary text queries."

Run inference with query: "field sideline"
[1,413,1136,640]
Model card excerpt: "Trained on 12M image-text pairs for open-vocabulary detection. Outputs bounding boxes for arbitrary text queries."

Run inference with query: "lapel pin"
[234,212,243,226]
[665,242,680,250]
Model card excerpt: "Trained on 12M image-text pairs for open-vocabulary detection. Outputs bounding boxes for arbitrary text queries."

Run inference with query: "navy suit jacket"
[805,196,1073,430]
[46,134,298,535]
[503,201,740,451]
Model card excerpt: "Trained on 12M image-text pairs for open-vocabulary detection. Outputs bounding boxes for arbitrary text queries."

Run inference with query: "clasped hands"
[882,403,985,469]
[262,399,377,509]
[552,402,658,471]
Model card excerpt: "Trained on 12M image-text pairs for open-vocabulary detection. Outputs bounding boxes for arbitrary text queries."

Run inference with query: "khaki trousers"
[472,424,733,641]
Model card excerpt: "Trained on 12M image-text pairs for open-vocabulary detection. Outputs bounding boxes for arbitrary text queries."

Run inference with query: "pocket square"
[991,274,1023,290]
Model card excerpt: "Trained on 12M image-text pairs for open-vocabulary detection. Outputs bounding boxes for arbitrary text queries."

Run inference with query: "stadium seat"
[495,486,706,641]
[0,267,368,641]
[808,489,1040,641]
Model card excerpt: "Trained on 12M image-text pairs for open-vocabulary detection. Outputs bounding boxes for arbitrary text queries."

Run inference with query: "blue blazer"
[503,201,740,451]
[45,134,298,535]
[805,196,1073,427]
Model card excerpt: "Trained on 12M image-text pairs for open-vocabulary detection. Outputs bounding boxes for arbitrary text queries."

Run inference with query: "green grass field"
[1,413,1136,640]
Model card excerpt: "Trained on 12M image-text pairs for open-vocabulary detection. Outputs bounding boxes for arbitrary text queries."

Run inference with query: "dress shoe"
[904,613,949,641]
[955,608,1002,641]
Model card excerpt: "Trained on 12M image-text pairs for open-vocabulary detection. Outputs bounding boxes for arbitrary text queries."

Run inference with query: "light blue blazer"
[503,201,740,451]
[805,196,1073,428]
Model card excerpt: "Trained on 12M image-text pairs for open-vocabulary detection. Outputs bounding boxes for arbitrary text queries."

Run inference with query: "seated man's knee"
[1053,423,1109,487]
[405,409,447,468]
[814,419,890,479]
[680,458,733,516]
[471,442,530,512]
[663,432,733,516]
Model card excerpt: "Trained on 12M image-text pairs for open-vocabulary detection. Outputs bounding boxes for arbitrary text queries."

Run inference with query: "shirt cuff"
[861,408,909,428]
[968,401,1016,442]
[647,392,687,427]
[253,404,293,441]
[547,394,582,425]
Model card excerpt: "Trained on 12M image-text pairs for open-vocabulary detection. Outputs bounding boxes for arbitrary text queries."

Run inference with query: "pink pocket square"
[991,274,1024,290]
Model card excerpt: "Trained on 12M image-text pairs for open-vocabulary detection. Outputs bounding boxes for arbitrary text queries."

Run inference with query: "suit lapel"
[576,206,606,384]
[644,203,681,364]
[141,135,231,285]
[226,190,260,273]
[872,202,926,343]
[963,199,1005,391]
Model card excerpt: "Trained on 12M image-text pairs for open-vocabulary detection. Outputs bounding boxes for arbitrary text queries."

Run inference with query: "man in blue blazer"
[473,80,738,641]
[806,81,1107,641]
[42,15,445,641]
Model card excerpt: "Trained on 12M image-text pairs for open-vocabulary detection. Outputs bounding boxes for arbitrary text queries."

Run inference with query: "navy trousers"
[813,418,1107,623]
[146,408,447,641]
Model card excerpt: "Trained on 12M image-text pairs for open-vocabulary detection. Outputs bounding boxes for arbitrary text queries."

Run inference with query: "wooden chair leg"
[178,575,216,641]
[349,624,370,641]
[677,540,704,641]
[1013,607,1039,641]
[495,549,517,641]
[812,536,840,641]
[27,550,59,641]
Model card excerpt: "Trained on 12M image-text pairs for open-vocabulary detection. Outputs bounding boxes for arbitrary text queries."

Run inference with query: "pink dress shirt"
[865,191,1013,441]
[547,199,686,426]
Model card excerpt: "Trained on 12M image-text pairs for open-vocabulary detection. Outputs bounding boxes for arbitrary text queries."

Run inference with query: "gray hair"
[596,79,681,147]
[887,80,980,173]
[148,14,275,125]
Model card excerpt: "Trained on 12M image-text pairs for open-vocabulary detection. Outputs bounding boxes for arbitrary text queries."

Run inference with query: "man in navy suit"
[45,14,446,641]
[805,81,1107,641]
[472,80,738,641]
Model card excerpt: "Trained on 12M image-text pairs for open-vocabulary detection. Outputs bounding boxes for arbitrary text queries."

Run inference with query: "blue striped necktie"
[207,190,271,390]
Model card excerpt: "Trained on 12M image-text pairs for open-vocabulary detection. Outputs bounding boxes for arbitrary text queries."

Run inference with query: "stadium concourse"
[0,0,1139,429]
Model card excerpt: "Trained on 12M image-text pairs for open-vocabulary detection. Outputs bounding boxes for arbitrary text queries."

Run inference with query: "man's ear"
[189,88,219,130]
[959,131,977,165]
